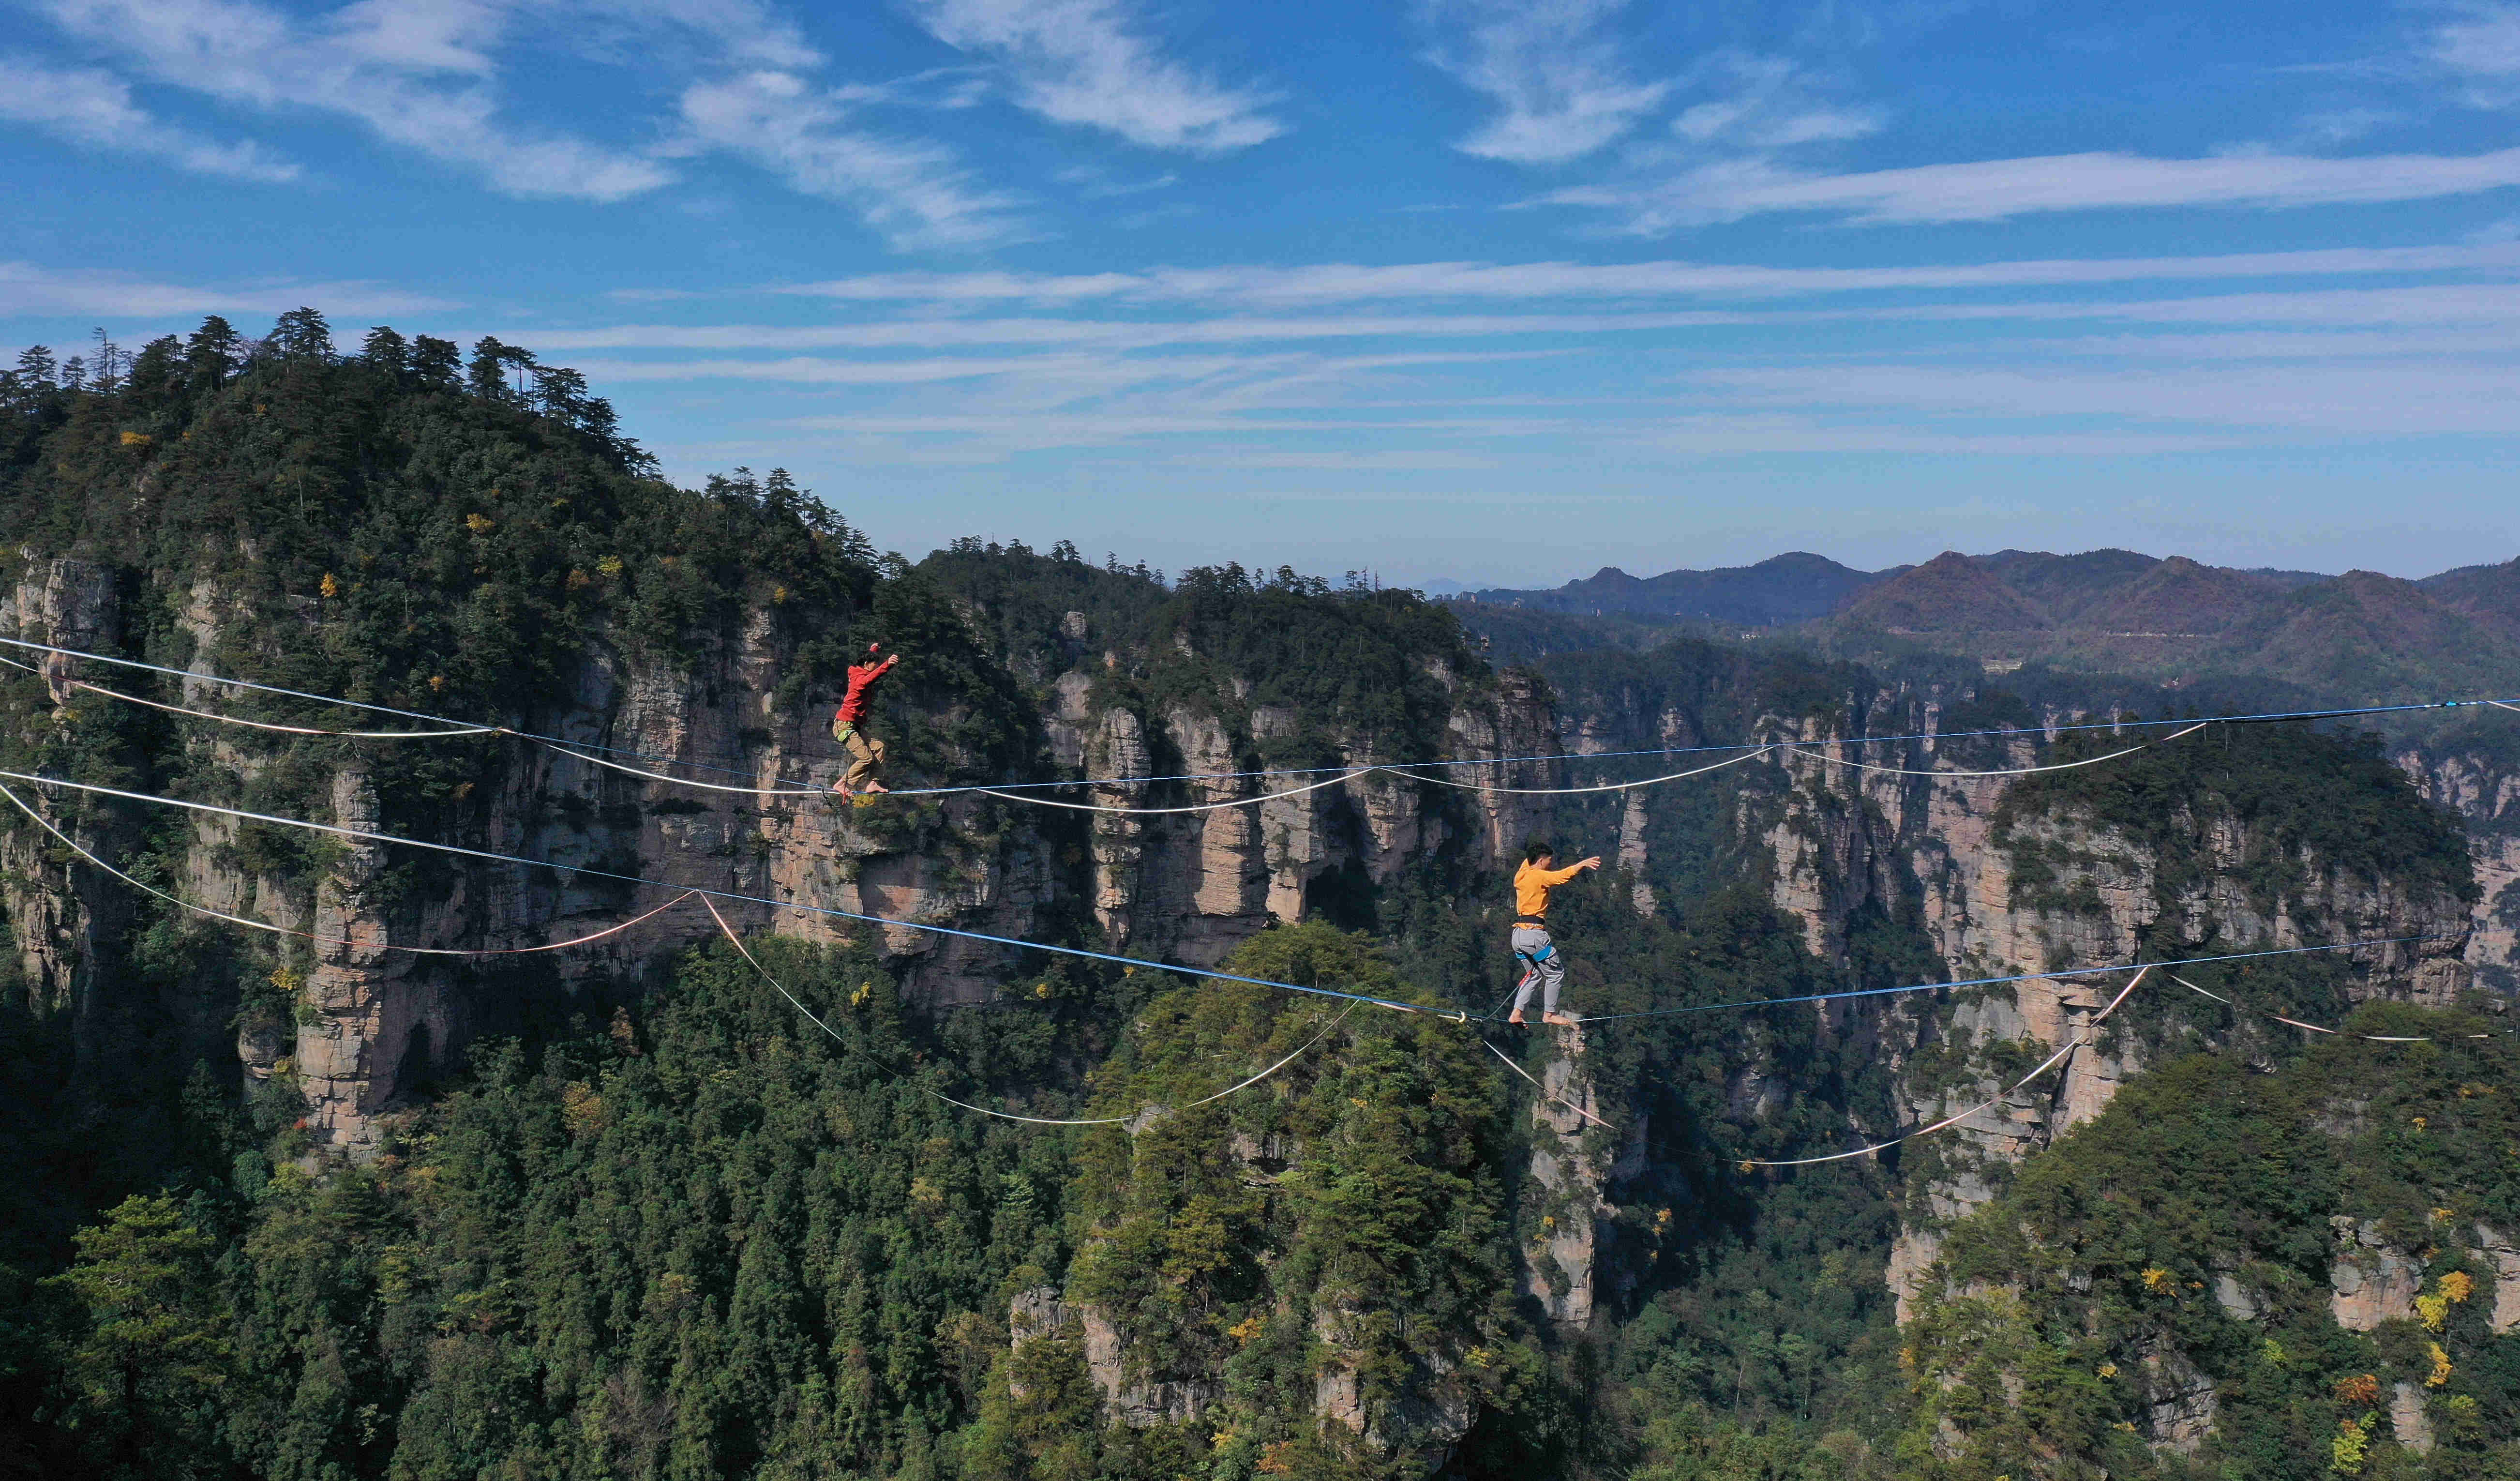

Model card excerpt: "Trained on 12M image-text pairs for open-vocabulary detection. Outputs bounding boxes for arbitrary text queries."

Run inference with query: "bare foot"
[830,782,855,798]
[862,782,890,794]
[1506,1012,1527,1025]
[1543,1012,1578,1027]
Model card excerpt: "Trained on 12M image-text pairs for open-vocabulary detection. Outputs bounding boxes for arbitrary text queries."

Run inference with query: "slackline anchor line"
[10,635,2518,810]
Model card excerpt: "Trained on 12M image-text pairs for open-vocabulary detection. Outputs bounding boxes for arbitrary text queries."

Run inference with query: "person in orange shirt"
[830,642,900,797]
[1508,839,1600,1027]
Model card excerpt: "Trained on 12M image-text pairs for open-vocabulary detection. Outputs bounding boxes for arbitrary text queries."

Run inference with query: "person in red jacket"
[831,643,900,797]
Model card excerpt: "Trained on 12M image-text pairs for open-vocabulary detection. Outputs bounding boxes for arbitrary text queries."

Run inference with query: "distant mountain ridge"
[1450,547,2520,705]
[1455,551,1898,624]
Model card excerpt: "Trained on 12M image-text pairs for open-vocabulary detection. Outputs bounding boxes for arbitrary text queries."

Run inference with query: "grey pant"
[1510,925,1565,1016]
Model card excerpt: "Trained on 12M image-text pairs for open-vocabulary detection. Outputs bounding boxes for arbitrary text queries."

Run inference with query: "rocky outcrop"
[1312,1327,1475,1474]
[2330,1218,2425,1331]
[2473,1223,2520,1334]
[2401,746,2520,991]
[0,558,139,1051]
[1519,1029,1610,1337]
[1751,695,2478,1339]
[2141,1345,2217,1455]
[2391,1382,2436,1454]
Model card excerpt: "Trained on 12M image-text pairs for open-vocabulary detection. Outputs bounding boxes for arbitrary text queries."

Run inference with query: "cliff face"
[5,527,2506,1473]
[1,553,1567,1162]
[2401,742,2520,991]
[1710,694,2480,1336]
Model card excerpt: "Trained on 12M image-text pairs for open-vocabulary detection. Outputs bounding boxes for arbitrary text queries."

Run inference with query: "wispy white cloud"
[1665,51,1880,151]
[1421,0,1671,163]
[19,0,1041,242]
[1680,361,2520,434]
[0,260,455,318]
[1055,162,1178,197]
[773,242,2520,306]
[33,0,674,201]
[568,0,822,69]
[484,239,2520,468]
[677,71,1025,248]
[0,54,298,180]
[2430,1,2520,106]
[2294,106,2401,146]
[906,0,1281,152]
[1544,146,2520,231]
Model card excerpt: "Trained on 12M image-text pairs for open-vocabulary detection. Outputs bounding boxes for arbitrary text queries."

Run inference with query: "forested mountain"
[4,317,2520,1480]
[1458,554,1894,625]
[1455,548,2520,710]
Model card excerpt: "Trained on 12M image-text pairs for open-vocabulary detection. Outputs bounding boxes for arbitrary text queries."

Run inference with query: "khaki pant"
[833,719,886,790]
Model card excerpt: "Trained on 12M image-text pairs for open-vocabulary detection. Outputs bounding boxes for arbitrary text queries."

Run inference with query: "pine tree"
[89,328,124,395]
[528,363,589,425]
[182,317,243,389]
[360,325,409,378]
[44,1194,232,1477]
[15,343,58,387]
[268,307,334,360]
[467,336,532,405]
[410,333,461,388]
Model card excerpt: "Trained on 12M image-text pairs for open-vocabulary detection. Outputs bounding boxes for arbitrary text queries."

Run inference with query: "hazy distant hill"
[2200,568,2520,702]
[2425,556,2520,634]
[1836,550,2054,633]
[1454,545,2520,704]
[1457,551,1891,625]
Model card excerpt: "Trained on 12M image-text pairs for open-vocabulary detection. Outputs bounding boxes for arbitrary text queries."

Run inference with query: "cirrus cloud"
[906,0,1283,153]
[0,54,298,181]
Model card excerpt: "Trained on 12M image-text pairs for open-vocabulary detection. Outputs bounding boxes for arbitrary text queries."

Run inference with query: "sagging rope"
[541,741,826,798]
[898,695,2520,796]
[1782,721,2209,778]
[971,769,1368,815]
[0,766,2458,1036]
[2169,972,2505,1042]
[1740,967,2154,1167]
[0,761,1371,1131]
[0,767,1456,1022]
[1562,935,2453,1025]
[1398,748,1771,796]
[11,635,2517,807]
[2,763,2481,1155]
[69,678,495,739]
[0,780,705,956]
[1484,1039,1614,1130]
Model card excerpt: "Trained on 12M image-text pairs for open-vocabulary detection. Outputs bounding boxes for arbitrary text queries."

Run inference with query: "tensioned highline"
[0,761,1362,1130]
[0,766,2459,1034]
[6,635,2513,801]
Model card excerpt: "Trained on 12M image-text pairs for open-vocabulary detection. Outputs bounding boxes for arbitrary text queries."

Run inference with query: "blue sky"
[6,0,2520,588]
